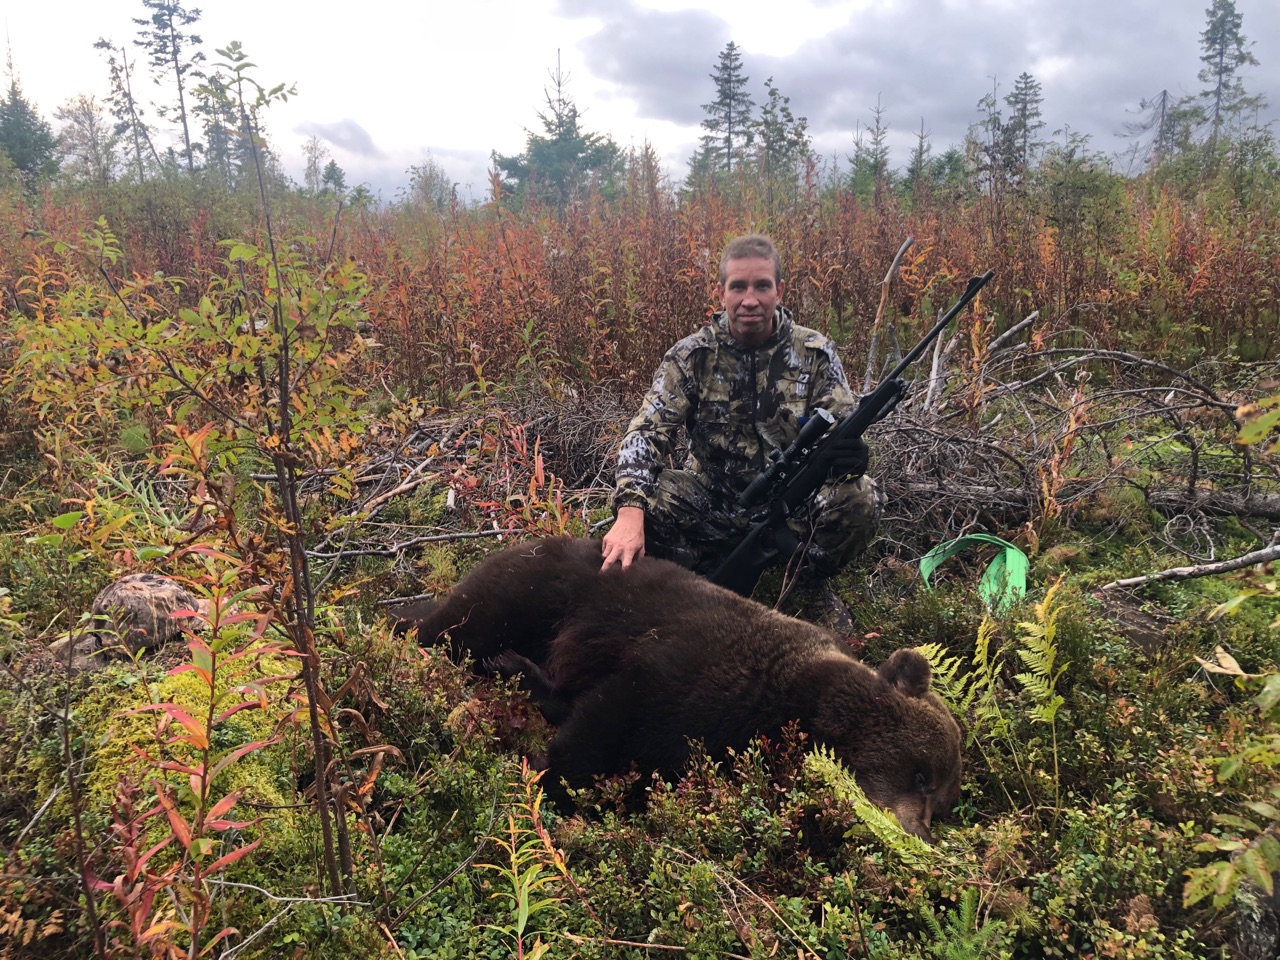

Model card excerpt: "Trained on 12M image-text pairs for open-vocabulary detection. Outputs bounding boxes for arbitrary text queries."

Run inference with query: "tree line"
[0,0,1272,209]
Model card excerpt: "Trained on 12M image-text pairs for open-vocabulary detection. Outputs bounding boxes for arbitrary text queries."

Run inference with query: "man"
[601,234,881,581]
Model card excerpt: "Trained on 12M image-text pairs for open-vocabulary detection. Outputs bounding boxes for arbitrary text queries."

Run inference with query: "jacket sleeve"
[806,334,858,420]
[613,347,697,512]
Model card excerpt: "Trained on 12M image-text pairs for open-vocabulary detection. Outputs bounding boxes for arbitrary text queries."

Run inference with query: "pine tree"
[493,55,621,208]
[0,70,59,185]
[95,38,160,182]
[1194,0,1263,150]
[133,0,206,173]
[1004,72,1045,172]
[700,41,755,174]
[755,76,811,197]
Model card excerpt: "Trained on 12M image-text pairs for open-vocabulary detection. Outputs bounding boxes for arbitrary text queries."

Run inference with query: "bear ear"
[878,649,933,698]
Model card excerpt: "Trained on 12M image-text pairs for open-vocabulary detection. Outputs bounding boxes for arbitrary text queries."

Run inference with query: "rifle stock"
[709,269,995,596]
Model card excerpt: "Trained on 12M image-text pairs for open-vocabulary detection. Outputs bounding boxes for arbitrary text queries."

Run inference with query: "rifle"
[709,269,995,597]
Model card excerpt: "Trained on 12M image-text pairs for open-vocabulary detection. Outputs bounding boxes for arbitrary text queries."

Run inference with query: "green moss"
[70,646,297,826]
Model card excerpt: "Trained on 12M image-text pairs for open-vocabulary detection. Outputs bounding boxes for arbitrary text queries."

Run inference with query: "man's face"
[721,256,783,348]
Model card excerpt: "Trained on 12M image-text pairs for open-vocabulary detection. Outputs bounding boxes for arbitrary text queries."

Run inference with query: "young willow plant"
[481,762,573,960]
[95,576,294,957]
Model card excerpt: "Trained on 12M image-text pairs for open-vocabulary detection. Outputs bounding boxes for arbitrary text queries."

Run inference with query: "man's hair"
[718,234,782,285]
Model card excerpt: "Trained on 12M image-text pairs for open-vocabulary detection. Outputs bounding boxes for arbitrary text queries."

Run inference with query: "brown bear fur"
[391,536,962,839]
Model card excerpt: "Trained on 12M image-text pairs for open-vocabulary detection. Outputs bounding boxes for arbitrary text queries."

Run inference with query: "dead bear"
[392,536,962,839]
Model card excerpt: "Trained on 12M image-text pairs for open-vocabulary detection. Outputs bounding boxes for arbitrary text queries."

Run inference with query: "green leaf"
[136,545,174,562]
[1238,396,1280,445]
[1210,593,1255,619]
[1244,801,1280,822]
[51,511,84,530]
[1256,675,1280,717]
[1241,846,1276,896]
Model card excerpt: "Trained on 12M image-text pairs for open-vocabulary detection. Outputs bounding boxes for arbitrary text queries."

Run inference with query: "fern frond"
[805,747,935,862]
[1014,578,1068,723]
[968,615,1011,739]
[915,641,970,710]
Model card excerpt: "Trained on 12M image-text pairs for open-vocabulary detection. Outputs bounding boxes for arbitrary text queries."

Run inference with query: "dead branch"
[1148,489,1280,522]
[1100,541,1280,591]
[309,527,509,561]
[862,236,913,392]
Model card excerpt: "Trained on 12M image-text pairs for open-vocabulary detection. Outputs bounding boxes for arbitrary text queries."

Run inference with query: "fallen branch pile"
[287,339,1278,592]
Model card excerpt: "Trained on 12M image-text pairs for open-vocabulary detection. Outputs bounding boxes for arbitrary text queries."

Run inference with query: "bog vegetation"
[2,4,1280,957]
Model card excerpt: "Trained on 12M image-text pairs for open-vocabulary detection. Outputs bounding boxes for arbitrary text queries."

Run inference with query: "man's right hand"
[601,506,646,570]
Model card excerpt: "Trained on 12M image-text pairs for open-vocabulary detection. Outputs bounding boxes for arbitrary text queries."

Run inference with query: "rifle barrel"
[883,269,995,384]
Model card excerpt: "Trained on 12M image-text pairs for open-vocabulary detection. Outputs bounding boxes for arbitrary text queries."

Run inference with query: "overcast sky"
[5,0,1278,202]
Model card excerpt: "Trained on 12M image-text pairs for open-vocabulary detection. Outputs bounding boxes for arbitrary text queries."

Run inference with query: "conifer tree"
[493,55,621,208]
[321,160,346,194]
[0,69,59,185]
[1004,72,1045,172]
[133,0,206,172]
[699,41,755,174]
[1194,0,1263,150]
[848,99,891,204]
[193,70,241,186]
[1123,88,1200,167]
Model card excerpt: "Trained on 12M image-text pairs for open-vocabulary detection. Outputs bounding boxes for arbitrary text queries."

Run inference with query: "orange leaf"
[204,837,262,874]
[207,788,244,822]
[154,788,192,848]
[209,736,282,782]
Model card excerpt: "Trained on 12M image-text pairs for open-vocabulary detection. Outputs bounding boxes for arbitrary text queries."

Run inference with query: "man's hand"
[601,506,646,570]
[827,436,870,480]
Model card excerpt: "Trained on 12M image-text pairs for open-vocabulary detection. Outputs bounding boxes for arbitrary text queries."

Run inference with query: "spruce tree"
[1004,72,1045,172]
[1194,0,1263,150]
[190,70,242,187]
[493,56,621,209]
[321,160,346,194]
[700,42,755,174]
[133,0,206,173]
[1123,89,1200,167]
[0,75,59,185]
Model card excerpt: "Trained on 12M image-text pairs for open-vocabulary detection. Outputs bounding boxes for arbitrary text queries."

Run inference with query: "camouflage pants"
[642,469,882,579]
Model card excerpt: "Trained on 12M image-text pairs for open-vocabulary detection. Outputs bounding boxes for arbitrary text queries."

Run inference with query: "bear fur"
[391,536,962,839]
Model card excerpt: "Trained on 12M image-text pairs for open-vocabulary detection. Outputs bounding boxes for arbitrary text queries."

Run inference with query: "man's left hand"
[827,436,870,480]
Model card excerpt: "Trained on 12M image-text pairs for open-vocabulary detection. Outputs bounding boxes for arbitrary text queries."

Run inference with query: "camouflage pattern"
[49,573,207,672]
[615,307,882,575]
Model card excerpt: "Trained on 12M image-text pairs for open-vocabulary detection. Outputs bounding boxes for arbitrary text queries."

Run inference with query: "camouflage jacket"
[615,307,857,511]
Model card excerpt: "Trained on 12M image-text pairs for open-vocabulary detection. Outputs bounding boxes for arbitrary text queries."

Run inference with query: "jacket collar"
[711,306,793,351]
